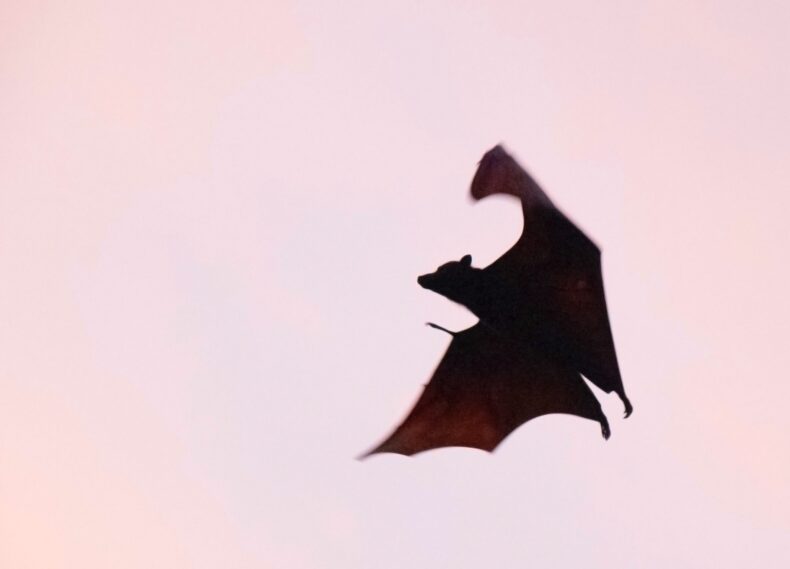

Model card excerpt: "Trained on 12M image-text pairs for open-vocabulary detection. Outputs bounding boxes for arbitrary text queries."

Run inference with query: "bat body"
[364,146,631,457]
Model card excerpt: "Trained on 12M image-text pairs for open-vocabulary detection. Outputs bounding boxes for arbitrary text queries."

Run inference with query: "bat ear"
[460,254,472,266]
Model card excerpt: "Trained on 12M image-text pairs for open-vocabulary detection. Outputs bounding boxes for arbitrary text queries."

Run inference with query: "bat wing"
[361,324,609,458]
[470,146,630,413]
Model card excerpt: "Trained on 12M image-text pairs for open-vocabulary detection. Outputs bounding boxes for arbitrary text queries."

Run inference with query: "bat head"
[417,254,477,304]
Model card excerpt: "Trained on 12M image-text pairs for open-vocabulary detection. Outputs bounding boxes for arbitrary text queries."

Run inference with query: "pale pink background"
[2,1,789,567]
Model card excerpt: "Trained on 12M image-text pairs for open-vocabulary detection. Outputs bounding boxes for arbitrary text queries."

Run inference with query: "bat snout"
[417,274,435,289]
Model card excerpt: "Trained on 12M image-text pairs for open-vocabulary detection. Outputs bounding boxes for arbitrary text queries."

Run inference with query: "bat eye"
[576,280,587,290]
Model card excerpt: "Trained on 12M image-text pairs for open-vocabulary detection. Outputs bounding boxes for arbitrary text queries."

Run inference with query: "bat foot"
[621,395,633,418]
[600,420,611,440]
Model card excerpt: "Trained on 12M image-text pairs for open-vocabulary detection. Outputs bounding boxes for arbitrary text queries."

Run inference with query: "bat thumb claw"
[425,322,456,336]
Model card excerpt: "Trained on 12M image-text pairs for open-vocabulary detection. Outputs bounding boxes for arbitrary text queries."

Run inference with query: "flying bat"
[363,145,631,457]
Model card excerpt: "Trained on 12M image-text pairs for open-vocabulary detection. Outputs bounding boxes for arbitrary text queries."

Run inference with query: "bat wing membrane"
[362,324,608,457]
[471,146,629,405]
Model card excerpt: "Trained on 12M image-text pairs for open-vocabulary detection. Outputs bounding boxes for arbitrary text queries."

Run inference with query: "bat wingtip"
[356,442,386,460]
[480,143,507,161]
[357,439,417,459]
[356,448,415,460]
[356,448,381,461]
[470,144,528,202]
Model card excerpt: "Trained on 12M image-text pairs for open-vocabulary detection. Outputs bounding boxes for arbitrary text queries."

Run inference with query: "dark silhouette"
[363,145,631,457]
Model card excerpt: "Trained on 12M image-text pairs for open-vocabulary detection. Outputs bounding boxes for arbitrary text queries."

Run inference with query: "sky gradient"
[2,1,789,567]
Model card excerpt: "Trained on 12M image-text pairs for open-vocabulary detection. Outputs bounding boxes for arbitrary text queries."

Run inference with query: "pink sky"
[2,1,789,567]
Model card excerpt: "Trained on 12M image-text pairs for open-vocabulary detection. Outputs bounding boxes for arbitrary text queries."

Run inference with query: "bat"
[363,145,631,457]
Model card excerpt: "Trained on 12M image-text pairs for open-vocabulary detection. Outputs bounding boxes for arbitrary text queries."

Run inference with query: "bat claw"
[600,419,611,440]
[621,395,633,418]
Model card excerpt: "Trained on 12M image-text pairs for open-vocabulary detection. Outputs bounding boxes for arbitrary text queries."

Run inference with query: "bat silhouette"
[363,146,631,457]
